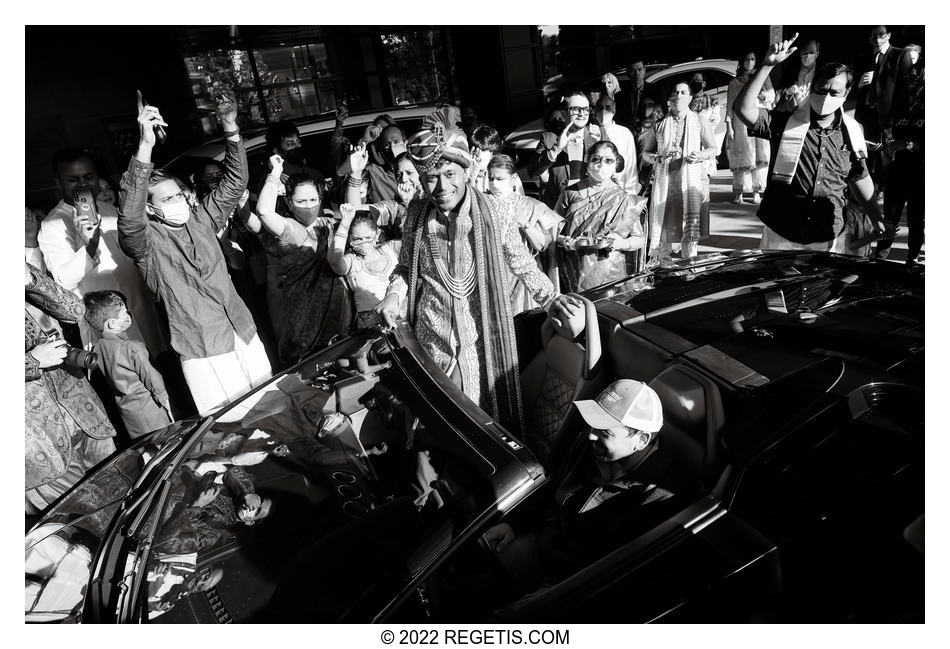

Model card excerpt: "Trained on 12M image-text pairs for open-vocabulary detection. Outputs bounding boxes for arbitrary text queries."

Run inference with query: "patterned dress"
[25,263,116,512]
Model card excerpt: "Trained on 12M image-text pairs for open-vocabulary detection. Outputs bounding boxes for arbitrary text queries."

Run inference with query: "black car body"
[25,251,923,623]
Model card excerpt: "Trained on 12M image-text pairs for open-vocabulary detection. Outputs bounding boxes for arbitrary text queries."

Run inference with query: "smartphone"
[72,188,100,226]
[141,94,167,144]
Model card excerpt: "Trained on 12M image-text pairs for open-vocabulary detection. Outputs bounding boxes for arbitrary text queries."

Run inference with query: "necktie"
[869,52,881,106]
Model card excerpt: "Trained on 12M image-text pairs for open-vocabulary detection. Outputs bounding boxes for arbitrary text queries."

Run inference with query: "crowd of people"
[24,26,923,521]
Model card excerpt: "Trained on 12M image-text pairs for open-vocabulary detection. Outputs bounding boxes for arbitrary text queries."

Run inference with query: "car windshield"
[25,420,200,623]
[125,330,534,623]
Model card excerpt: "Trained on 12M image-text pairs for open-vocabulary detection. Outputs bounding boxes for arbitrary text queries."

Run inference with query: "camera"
[40,330,99,370]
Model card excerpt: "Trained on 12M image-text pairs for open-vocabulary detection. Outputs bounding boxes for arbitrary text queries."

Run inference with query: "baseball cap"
[574,380,663,433]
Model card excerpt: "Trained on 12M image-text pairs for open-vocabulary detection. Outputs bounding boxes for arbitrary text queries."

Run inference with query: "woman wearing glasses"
[641,82,718,264]
[553,141,646,293]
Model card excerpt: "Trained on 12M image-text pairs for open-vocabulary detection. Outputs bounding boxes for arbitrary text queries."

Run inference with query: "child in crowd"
[83,290,172,438]
[328,203,399,329]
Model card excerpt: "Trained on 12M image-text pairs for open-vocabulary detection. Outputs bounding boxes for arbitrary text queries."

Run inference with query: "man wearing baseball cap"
[483,380,681,589]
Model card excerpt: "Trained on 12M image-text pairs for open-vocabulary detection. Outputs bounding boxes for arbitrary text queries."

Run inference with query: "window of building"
[378,29,451,105]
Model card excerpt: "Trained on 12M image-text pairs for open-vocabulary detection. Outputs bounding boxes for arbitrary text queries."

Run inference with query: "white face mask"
[156,200,191,226]
[588,165,614,184]
[670,96,690,114]
[809,93,845,117]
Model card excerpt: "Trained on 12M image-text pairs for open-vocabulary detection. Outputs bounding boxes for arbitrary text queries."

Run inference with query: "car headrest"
[545,295,602,379]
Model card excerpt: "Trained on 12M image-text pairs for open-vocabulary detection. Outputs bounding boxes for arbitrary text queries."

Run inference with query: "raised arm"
[345,143,369,206]
[254,154,288,238]
[735,33,799,128]
[527,125,571,179]
[327,103,349,175]
[329,203,356,276]
[205,92,248,229]
[118,91,168,262]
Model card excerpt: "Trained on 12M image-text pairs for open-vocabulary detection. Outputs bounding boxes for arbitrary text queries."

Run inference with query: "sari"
[555,180,645,293]
[265,218,354,365]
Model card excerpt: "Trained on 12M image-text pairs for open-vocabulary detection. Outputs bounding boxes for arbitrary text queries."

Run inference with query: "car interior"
[517,295,729,496]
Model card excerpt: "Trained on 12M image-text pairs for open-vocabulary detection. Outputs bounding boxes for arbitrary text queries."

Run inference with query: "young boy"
[83,290,173,438]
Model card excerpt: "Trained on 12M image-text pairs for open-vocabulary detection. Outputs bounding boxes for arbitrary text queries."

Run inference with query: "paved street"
[699,170,922,264]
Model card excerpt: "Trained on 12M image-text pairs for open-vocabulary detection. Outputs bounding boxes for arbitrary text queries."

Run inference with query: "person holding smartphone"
[37,148,167,357]
[117,90,272,416]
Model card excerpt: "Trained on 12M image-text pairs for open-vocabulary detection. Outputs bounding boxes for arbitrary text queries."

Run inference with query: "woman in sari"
[726,51,775,204]
[553,141,646,293]
[485,154,561,314]
[641,82,718,263]
[246,156,353,366]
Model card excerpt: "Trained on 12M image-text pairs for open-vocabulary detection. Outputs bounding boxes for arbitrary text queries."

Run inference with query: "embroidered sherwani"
[386,189,556,425]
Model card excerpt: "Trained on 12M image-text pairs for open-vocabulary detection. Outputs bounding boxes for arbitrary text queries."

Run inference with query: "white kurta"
[599,122,641,195]
[38,200,167,355]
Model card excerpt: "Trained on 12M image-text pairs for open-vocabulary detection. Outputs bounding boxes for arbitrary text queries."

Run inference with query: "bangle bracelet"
[347,176,363,188]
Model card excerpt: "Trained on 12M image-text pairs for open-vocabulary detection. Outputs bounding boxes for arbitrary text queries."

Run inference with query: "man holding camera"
[118,91,272,416]
[38,148,167,356]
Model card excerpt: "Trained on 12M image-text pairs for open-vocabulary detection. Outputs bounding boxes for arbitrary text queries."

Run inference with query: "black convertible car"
[25,250,924,623]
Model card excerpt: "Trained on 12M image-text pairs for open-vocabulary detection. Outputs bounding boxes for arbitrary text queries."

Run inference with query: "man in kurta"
[375,115,561,434]
[38,148,166,356]
[118,91,271,416]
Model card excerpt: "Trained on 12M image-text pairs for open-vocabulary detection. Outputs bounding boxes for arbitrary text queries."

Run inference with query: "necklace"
[426,213,477,299]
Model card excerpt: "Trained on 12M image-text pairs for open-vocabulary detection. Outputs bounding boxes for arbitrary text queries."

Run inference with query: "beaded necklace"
[426,212,477,299]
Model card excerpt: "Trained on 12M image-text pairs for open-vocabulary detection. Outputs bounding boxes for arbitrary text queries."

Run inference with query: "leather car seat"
[647,364,725,495]
[520,296,606,467]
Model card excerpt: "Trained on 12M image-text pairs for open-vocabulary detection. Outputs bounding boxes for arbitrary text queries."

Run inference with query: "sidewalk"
[697,170,923,264]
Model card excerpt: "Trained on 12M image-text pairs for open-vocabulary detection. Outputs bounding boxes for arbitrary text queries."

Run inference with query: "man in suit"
[854,26,910,191]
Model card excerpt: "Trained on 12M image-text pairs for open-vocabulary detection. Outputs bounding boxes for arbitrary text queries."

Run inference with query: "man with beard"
[38,148,166,356]
[375,111,562,435]
[734,34,886,252]
[118,91,271,415]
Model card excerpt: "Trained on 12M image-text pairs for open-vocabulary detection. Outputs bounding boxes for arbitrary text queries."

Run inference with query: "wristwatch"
[223,128,240,138]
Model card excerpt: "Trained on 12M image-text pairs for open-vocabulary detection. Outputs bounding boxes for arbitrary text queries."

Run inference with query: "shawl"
[772,101,867,184]
[402,187,524,434]
[648,111,706,250]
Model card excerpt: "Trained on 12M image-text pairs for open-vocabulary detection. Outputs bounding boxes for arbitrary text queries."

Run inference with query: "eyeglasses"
[568,107,591,115]
[589,155,617,165]
[870,32,889,40]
